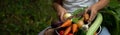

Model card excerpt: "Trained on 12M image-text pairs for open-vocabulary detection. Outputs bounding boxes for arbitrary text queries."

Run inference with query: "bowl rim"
[55,26,102,35]
[96,26,102,35]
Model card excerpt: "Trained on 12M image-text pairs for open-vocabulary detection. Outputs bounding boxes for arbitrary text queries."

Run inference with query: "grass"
[0,0,58,35]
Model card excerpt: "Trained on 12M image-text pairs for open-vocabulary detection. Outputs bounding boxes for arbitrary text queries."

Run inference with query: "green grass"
[0,0,58,35]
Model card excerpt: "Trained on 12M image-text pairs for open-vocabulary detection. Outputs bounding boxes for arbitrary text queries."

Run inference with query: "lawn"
[0,0,57,35]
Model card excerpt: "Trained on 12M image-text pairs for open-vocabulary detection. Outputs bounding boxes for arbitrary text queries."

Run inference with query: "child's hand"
[84,7,98,23]
[58,8,67,22]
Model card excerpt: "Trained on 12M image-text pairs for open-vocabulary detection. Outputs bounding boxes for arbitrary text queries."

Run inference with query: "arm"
[91,0,110,11]
[53,0,67,21]
[86,0,110,22]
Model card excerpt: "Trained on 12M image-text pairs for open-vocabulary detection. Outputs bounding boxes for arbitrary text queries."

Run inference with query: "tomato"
[68,33,73,35]
[59,30,64,35]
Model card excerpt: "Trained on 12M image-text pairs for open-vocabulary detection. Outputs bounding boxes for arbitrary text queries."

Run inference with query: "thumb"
[88,11,97,23]
[60,12,66,22]
[84,9,89,14]
[60,13,64,22]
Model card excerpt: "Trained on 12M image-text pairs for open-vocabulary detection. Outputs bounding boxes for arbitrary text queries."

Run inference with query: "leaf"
[100,9,120,35]
[72,18,79,23]
[115,8,120,18]
[72,8,86,16]
[108,0,120,8]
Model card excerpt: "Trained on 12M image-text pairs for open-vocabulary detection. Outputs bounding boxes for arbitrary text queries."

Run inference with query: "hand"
[84,7,98,23]
[58,8,67,22]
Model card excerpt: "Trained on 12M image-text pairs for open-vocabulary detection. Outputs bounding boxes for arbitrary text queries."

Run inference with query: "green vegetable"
[101,6,120,35]
[86,13,103,35]
[72,8,86,16]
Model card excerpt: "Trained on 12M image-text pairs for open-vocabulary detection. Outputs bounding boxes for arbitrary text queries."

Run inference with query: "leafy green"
[98,0,120,35]
[100,5,120,35]
[72,8,86,16]
[71,8,85,23]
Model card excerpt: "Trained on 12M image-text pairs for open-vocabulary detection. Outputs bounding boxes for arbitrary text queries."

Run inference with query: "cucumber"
[86,13,103,35]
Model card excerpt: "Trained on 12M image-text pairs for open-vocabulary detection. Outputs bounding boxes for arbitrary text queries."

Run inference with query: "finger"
[84,7,91,13]
[63,10,67,21]
[61,11,66,22]
[84,9,89,14]
[60,13,64,22]
[60,16,65,22]
[88,11,97,22]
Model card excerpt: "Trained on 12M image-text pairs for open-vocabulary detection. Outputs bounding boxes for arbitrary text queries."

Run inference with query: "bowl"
[55,26,101,35]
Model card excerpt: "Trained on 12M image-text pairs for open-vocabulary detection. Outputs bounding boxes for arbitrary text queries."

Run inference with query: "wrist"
[91,6,98,11]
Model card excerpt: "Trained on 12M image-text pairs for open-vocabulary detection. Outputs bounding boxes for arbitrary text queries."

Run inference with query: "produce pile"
[51,9,103,35]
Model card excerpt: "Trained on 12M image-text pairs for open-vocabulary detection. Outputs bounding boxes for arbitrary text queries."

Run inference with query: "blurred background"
[0,0,120,35]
